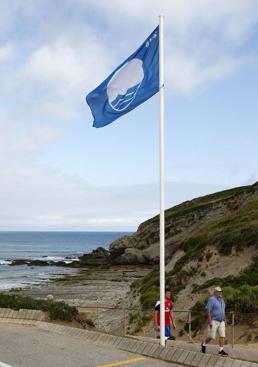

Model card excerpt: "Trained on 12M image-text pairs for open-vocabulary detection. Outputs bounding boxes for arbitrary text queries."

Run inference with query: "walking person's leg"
[201,321,217,353]
[218,322,228,356]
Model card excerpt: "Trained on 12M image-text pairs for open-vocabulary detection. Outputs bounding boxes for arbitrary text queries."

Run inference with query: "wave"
[0,260,13,265]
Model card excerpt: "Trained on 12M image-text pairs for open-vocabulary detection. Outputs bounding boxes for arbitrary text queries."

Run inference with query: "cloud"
[1,0,258,118]
[6,31,114,120]
[81,0,258,93]
[0,43,16,63]
[0,166,223,230]
[0,1,257,230]
[167,52,246,93]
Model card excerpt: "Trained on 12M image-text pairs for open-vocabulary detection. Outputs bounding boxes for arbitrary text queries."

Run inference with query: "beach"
[0,231,130,290]
[0,231,151,332]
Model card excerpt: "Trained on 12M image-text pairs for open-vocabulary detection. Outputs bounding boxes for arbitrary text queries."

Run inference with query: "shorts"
[207,320,226,339]
[157,325,171,338]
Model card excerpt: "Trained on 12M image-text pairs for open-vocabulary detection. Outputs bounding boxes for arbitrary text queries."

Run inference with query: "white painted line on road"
[0,362,13,367]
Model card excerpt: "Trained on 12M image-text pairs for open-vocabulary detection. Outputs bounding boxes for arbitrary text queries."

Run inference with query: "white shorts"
[207,320,226,339]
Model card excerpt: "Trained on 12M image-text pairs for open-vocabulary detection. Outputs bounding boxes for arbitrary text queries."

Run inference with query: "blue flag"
[86,27,159,128]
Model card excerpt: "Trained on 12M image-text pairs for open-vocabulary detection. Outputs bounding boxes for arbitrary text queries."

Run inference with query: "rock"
[78,246,110,266]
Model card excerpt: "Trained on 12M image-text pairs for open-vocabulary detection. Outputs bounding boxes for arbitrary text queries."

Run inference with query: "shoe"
[218,350,228,357]
[201,343,206,353]
[167,336,176,341]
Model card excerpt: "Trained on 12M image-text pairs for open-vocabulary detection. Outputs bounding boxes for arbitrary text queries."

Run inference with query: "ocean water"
[0,231,129,290]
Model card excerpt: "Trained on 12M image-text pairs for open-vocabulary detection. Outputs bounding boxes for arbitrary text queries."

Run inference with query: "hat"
[214,286,222,292]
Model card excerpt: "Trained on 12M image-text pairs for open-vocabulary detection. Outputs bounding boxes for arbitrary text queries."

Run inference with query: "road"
[0,324,182,367]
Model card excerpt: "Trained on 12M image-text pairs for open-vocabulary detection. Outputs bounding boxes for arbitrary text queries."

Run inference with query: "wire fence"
[77,303,258,348]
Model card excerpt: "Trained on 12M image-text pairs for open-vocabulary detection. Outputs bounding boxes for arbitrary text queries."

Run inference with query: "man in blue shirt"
[201,287,228,357]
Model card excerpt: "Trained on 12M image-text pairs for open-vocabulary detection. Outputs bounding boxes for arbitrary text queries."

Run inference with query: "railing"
[76,303,258,348]
[0,302,256,348]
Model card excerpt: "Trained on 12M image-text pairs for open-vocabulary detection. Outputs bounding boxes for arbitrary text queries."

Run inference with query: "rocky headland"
[9,181,258,341]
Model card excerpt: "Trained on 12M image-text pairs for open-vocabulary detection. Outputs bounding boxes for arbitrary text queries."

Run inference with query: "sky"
[0,0,257,231]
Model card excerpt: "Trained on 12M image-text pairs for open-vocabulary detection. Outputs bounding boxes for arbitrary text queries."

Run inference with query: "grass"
[189,285,258,335]
[139,182,257,231]
[128,310,153,334]
[189,259,258,334]
[193,257,258,293]
[180,195,258,258]
[133,190,258,312]
[0,293,78,321]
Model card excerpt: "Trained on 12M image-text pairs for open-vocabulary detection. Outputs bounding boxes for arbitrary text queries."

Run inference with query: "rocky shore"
[7,247,110,268]
[15,264,151,333]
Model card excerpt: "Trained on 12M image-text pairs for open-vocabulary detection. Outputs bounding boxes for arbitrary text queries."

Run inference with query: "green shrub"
[193,257,258,293]
[0,293,78,321]
[189,284,258,334]
[223,285,258,313]
[140,288,159,310]
[128,311,145,333]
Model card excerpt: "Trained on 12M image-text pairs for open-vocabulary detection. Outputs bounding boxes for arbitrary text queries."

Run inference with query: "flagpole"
[159,14,165,347]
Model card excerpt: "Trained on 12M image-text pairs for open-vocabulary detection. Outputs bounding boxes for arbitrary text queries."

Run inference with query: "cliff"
[109,181,258,266]
[119,181,258,342]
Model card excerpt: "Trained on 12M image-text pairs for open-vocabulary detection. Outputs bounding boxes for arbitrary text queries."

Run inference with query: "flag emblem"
[107,58,144,112]
[86,26,159,128]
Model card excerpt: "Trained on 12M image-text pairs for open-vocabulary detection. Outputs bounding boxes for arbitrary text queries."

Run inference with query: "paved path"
[136,336,258,363]
[0,324,181,367]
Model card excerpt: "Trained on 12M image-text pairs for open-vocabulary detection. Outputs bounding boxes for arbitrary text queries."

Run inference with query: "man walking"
[154,287,176,340]
[201,286,228,357]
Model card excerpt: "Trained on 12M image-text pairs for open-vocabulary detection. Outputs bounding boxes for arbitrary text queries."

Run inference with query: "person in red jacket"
[154,287,176,339]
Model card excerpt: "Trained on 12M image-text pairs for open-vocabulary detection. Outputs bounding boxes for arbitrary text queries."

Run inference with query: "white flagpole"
[159,14,165,347]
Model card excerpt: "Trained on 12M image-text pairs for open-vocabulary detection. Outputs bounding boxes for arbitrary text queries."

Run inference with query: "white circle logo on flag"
[107,58,144,112]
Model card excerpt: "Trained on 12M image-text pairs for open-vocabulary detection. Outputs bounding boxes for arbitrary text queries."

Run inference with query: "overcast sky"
[0,0,257,231]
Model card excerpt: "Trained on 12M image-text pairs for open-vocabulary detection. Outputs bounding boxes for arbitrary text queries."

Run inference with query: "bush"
[140,288,159,310]
[0,293,78,321]
[192,257,258,293]
[128,311,144,333]
[223,285,258,313]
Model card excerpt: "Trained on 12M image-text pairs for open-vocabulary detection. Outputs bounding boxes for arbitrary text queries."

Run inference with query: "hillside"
[109,181,258,265]
[109,181,258,341]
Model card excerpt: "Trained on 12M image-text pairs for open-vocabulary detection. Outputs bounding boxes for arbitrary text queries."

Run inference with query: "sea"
[0,231,130,290]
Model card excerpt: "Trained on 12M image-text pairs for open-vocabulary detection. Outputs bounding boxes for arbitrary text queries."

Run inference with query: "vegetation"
[179,195,258,259]
[193,257,258,292]
[128,310,153,334]
[189,285,258,335]
[189,259,258,334]
[133,192,258,312]
[139,183,257,230]
[0,293,78,321]
[130,183,258,335]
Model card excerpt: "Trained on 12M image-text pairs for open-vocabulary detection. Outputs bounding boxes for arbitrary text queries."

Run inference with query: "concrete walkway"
[135,336,258,363]
[0,323,179,367]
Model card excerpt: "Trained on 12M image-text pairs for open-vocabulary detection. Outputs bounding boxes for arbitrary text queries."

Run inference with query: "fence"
[76,303,258,348]
[0,303,257,347]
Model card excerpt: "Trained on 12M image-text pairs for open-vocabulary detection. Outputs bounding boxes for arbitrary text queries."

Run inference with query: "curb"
[0,318,257,367]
